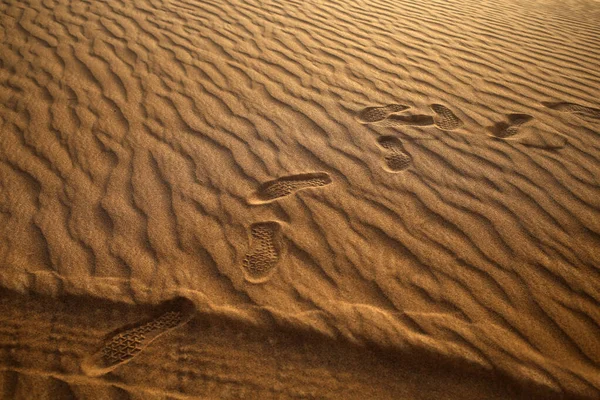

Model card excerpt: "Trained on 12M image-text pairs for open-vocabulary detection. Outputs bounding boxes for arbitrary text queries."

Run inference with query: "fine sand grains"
[1,0,600,397]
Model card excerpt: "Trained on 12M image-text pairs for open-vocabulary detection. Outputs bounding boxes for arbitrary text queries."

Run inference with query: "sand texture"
[1,0,599,398]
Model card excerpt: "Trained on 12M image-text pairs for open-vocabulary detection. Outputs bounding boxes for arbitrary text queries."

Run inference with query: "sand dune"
[1,0,599,397]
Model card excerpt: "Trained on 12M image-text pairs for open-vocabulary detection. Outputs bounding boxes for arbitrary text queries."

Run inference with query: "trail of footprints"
[355,102,464,172]
[242,173,332,284]
[82,98,597,376]
[241,99,598,284]
[356,99,598,170]
[81,172,336,376]
[356,103,463,131]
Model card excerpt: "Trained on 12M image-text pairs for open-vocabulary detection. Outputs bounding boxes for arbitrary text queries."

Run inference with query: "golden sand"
[0,0,599,398]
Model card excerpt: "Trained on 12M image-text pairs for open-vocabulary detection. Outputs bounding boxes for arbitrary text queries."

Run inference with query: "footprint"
[81,297,196,377]
[489,113,534,138]
[248,172,332,204]
[377,114,435,127]
[242,221,283,283]
[542,101,600,120]
[356,104,410,123]
[430,104,463,130]
[377,136,412,172]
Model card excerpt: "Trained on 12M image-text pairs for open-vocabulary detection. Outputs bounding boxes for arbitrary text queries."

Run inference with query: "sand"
[0,0,599,398]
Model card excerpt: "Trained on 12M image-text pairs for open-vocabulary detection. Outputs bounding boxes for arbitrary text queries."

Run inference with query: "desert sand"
[1,0,599,398]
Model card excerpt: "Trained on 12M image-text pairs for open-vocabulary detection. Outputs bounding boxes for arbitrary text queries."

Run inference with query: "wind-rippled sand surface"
[1,0,599,398]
